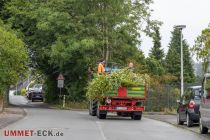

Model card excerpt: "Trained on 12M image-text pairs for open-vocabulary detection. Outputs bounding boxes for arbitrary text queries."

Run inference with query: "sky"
[141,0,210,58]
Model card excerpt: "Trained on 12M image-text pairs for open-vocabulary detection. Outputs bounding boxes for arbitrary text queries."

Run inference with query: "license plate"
[36,95,40,97]
[116,107,127,110]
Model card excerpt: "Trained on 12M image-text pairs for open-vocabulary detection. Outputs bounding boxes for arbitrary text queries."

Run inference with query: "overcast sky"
[141,0,210,57]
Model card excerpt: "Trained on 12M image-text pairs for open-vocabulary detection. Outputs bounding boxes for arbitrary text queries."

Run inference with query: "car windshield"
[33,84,42,89]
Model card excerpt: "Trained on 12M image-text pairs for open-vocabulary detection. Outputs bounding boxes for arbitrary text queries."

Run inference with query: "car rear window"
[194,89,200,96]
[193,89,201,102]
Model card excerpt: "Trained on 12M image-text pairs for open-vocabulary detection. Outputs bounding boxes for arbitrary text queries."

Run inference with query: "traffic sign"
[57,80,64,88]
[57,74,65,80]
[57,74,65,88]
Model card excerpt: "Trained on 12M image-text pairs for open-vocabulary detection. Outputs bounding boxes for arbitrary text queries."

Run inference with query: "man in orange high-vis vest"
[98,59,105,76]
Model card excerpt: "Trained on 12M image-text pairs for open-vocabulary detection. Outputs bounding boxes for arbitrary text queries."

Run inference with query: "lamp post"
[174,25,186,97]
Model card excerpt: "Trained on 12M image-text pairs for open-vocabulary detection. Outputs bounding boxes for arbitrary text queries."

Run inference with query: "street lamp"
[174,25,186,97]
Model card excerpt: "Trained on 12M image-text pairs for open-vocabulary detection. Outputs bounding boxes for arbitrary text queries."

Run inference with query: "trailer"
[89,84,147,120]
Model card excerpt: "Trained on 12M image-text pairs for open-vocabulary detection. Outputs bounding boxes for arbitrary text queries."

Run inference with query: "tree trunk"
[0,96,3,113]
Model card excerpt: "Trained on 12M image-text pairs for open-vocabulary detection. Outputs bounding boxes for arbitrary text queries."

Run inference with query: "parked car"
[177,86,202,127]
[200,73,210,134]
[27,84,44,102]
[31,90,43,102]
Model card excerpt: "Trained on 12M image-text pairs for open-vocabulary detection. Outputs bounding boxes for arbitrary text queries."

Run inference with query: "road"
[0,93,208,140]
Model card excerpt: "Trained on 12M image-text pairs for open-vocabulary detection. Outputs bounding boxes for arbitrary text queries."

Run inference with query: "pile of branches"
[86,70,149,99]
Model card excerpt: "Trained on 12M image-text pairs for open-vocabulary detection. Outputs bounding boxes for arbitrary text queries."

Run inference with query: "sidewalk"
[144,113,177,124]
[0,107,26,129]
[143,113,210,139]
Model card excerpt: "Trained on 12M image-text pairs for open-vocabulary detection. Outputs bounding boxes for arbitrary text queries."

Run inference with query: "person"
[98,59,105,76]
[128,62,134,69]
[128,62,134,72]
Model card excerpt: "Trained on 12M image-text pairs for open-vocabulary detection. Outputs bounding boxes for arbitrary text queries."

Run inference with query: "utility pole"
[174,25,186,97]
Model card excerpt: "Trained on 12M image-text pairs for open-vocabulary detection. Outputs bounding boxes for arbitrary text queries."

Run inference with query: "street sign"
[57,74,65,88]
[57,74,65,80]
[57,80,64,88]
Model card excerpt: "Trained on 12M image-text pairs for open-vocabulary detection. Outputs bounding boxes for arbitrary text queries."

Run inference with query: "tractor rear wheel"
[89,100,97,116]
[132,111,142,120]
[96,102,107,119]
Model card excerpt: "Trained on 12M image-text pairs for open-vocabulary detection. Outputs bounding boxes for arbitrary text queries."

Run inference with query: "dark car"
[177,86,202,127]
[200,73,210,134]
[29,84,44,102]
[31,91,43,102]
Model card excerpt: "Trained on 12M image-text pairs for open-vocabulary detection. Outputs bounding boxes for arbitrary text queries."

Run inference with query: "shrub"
[20,88,26,96]
[205,80,210,90]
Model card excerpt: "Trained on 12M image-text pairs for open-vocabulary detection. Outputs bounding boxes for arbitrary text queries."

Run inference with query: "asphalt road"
[0,93,208,140]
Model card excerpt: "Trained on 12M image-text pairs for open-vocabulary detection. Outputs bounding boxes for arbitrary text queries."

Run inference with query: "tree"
[149,26,164,62]
[2,0,159,102]
[145,57,165,76]
[0,19,28,100]
[192,26,210,73]
[165,28,195,83]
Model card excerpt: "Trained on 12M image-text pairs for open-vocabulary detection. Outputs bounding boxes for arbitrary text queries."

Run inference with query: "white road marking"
[96,121,106,140]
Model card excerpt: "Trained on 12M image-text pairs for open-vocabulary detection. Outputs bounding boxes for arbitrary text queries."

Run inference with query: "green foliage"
[149,26,164,62]
[205,80,210,90]
[165,28,195,84]
[2,0,159,102]
[192,26,210,73]
[0,19,28,93]
[86,70,149,99]
[20,88,26,96]
[145,57,165,76]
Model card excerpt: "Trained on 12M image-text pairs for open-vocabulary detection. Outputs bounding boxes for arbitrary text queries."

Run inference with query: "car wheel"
[186,113,193,127]
[177,112,184,125]
[200,117,208,134]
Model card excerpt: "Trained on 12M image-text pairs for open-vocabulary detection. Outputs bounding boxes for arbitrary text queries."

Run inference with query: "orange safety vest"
[98,63,104,76]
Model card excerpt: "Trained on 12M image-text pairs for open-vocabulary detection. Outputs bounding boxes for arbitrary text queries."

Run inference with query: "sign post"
[57,74,65,106]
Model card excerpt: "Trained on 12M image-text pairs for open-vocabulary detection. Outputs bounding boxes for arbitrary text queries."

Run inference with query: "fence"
[145,83,201,112]
[145,84,180,112]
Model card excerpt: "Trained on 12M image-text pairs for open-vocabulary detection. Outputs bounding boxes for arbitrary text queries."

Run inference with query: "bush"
[21,88,26,96]
[205,80,210,90]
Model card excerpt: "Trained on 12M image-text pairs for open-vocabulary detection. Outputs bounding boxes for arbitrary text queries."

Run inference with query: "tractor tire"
[117,112,122,116]
[132,114,142,120]
[97,109,107,119]
[97,113,107,119]
[89,100,97,116]
[132,111,142,120]
[96,102,107,119]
